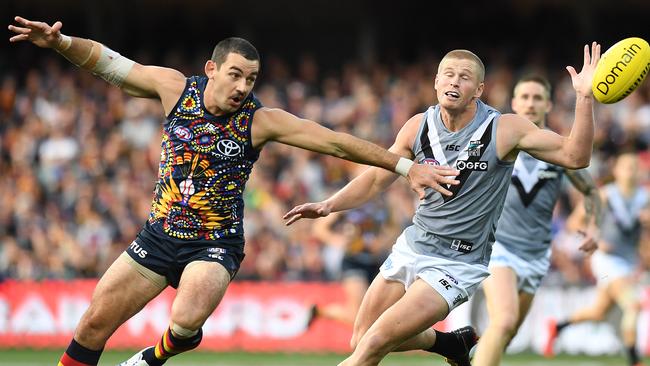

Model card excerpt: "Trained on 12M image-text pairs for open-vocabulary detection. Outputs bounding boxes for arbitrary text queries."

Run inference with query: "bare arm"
[565,168,602,228]
[498,43,601,168]
[254,108,459,200]
[283,114,458,225]
[8,16,185,114]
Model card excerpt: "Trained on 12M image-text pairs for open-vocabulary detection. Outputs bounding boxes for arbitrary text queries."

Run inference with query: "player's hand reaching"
[283,201,332,226]
[8,16,65,49]
[567,42,601,98]
[406,163,460,200]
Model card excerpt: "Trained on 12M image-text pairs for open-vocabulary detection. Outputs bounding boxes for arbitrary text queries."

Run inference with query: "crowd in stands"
[1,50,650,286]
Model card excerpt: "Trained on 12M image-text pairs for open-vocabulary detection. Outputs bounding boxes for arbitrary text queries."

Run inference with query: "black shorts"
[340,252,387,284]
[126,222,245,288]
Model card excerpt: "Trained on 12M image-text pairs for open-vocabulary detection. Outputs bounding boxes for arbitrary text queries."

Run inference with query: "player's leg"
[514,291,535,332]
[59,253,166,366]
[340,278,449,366]
[137,261,232,366]
[608,276,643,366]
[471,266,520,366]
[349,273,406,350]
[544,284,613,357]
[317,274,369,325]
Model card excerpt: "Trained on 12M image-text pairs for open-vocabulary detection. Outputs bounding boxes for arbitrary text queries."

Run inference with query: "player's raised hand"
[566,41,601,97]
[283,201,332,226]
[407,163,460,199]
[8,16,64,49]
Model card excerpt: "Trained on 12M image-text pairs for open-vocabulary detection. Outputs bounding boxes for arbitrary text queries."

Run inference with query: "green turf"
[0,349,637,365]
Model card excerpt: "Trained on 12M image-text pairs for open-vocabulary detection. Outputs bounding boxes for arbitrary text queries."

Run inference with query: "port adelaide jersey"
[406,100,514,266]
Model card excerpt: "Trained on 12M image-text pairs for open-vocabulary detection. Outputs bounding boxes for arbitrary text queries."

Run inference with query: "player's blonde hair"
[439,50,485,82]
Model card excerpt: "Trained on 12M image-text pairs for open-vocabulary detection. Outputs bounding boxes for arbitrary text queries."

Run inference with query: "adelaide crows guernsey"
[148,76,262,240]
[406,100,514,266]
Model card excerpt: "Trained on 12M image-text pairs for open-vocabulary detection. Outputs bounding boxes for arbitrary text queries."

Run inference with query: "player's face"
[434,58,484,111]
[614,153,639,185]
[511,81,552,127]
[206,52,259,113]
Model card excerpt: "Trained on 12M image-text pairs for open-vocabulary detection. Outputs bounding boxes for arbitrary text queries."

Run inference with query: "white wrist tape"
[57,34,72,51]
[395,157,414,177]
[91,45,135,88]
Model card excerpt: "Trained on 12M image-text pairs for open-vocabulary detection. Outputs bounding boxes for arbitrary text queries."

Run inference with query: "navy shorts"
[126,222,245,288]
[341,252,387,284]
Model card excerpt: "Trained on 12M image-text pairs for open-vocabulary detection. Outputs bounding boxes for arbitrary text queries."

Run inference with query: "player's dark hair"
[514,75,552,99]
[211,37,260,67]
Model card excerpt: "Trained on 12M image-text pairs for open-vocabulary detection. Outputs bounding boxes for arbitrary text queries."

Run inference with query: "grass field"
[0,349,638,366]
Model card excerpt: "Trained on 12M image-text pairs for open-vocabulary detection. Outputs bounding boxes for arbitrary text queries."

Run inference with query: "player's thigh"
[483,266,520,323]
[353,274,405,339]
[171,260,231,327]
[83,254,165,329]
[363,278,448,343]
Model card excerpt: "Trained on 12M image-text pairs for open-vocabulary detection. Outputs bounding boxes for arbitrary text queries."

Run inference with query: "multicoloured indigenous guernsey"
[406,100,514,266]
[148,76,262,241]
[495,152,565,261]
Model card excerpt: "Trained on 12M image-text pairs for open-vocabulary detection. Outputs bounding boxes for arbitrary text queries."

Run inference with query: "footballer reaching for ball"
[284,43,601,366]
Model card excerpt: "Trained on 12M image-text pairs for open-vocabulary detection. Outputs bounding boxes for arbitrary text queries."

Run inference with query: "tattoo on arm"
[566,169,602,227]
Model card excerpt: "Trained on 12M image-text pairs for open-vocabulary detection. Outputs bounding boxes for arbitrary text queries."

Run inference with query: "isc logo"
[445,144,461,151]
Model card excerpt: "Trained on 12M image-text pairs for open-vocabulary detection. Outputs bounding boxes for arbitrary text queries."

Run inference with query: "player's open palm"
[567,42,601,97]
[283,202,332,226]
[8,16,63,49]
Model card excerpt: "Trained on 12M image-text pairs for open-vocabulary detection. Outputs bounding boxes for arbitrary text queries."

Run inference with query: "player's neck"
[440,102,477,132]
[617,181,637,196]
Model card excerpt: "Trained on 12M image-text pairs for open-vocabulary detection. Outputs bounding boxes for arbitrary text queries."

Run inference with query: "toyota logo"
[216,139,242,157]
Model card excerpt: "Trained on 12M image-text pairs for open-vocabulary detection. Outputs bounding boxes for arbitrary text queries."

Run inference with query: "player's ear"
[205,60,216,79]
[475,81,484,99]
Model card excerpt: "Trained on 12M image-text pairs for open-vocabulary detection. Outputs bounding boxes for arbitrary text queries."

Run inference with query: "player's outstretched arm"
[8,16,185,113]
[254,109,459,203]
[500,42,601,168]
[281,113,460,225]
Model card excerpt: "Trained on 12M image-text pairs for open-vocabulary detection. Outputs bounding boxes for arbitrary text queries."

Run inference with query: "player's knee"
[350,334,360,350]
[360,329,394,355]
[589,307,609,322]
[489,312,519,338]
[75,306,112,343]
[170,309,205,331]
[350,325,369,350]
[170,317,203,332]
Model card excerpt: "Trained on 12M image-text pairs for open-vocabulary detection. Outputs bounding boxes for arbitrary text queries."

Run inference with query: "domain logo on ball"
[592,37,650,104]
